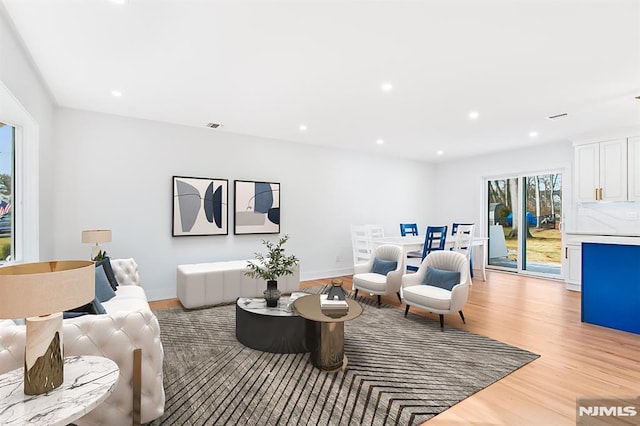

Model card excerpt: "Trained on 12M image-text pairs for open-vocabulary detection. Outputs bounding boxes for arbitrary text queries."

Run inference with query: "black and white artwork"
[234,180,280,235]
[173,176,228,236]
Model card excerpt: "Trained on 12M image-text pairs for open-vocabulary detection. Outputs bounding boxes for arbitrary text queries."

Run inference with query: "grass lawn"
[0,237,10,260]
[503,227,561,264]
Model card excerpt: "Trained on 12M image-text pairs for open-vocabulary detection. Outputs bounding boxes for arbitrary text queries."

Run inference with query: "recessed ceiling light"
[376,139,384,145]
[468,111,479,119]
[437,150,444,156]
[529,131,538,138]
[111,90,122,97]
[299,124,307,132]
[381,83,393,92]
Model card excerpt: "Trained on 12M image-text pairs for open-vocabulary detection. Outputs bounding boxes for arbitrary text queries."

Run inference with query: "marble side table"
[0,355,119,426]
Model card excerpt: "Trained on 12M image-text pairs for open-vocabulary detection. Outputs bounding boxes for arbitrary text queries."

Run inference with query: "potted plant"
[245,234,299,307]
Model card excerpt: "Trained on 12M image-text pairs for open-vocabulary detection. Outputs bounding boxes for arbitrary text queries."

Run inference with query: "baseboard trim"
[301,268,354,281]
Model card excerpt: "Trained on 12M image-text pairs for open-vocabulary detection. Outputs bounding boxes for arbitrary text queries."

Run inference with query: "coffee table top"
[236,292,310,317]
[292,294,363,323]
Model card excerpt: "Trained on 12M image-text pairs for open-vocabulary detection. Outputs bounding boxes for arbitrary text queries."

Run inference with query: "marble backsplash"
[566,202,640,236]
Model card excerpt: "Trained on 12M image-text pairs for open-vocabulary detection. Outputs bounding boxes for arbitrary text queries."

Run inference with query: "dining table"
[372,235,489,281]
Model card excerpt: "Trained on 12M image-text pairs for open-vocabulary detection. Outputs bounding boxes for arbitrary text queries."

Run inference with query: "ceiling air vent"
[205,122,223,129]
[547,113,568,120]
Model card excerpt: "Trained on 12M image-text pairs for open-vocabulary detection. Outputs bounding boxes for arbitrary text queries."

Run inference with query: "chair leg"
[396,292,402,303]
[354,289,358,299]
[439,314,444,330]
[459,310,466,324]
[377,295,381,306]
[404,304,410,317]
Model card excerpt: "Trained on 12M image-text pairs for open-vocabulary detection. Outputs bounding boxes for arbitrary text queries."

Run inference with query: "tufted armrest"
[64,309,164,425]
[0,310,164,425]
[0,258,165,425]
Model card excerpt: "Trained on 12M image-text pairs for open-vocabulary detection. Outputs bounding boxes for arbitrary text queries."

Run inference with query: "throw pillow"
[423,266,461,291]
[63,311,89,319]
[64,301,97,318]
[371,257,398,276]
[95,264,116,302]
[91,297,107,315]
[96,258,119,291]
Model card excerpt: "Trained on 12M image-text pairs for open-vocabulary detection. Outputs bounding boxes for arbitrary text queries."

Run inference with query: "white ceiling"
[2,0,640,162]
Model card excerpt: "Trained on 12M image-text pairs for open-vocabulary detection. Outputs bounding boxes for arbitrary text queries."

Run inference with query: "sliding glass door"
[487,172,562,277]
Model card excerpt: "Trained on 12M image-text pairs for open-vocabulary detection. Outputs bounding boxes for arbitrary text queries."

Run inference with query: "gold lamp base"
[24,312,64,395]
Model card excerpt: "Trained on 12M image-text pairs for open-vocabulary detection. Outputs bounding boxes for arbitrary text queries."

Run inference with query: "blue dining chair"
[406,225,448,272]
[400,223,418,237]
[452,223,474,278]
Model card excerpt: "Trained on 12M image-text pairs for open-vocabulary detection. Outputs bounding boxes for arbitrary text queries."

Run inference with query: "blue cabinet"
[582,243,640,334]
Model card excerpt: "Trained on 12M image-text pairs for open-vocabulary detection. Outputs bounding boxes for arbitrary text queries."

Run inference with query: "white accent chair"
[352,244,403,306]
[402,250,470,329]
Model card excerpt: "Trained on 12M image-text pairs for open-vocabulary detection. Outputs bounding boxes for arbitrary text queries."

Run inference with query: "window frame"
[0,80,39,264]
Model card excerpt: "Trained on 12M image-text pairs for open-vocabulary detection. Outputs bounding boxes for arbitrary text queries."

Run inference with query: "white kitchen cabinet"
[574,138,627,202]
[563,233,640,292]
[629,136,640,202]
[563,243,581,291]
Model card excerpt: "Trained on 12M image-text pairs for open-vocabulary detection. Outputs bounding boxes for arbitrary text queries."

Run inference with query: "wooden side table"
[0,355,119,426]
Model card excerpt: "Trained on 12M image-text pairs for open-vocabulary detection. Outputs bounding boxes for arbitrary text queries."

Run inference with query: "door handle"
[599,188,603,200]
[595,188,599,200]
[565,247,568,259]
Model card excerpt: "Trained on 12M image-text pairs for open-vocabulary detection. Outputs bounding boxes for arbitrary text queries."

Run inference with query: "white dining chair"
[452,224,474,280]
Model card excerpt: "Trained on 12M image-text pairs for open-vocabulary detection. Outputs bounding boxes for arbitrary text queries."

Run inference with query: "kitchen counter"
[564,232,640,243]
[582,242,640,335]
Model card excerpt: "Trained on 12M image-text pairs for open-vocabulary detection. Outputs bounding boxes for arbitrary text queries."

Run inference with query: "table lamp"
[82,229,112,260]
[0,260,95,395]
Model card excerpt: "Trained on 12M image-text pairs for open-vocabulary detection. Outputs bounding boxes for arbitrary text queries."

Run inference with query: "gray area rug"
[150,287,538,425]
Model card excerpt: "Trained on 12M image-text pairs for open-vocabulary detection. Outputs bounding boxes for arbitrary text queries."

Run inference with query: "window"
[0,79,39,263]
[487,172,563,277]
[0,122,14,261]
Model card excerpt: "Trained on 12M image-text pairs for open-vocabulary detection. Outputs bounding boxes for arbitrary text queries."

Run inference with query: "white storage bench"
[176,260,300,309]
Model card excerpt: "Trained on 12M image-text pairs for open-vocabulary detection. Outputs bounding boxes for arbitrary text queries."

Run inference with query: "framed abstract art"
[172,176,228,236]
[234,180,280,235]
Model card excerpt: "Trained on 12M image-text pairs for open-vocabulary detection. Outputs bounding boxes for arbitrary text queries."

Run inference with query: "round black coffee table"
[235,293,309,353]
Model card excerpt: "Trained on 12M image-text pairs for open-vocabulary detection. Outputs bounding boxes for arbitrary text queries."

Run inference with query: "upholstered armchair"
[401,250,470,329]
[352,244,403,306]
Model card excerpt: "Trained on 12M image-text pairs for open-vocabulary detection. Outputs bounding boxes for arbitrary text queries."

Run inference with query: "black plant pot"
[264,280,281,308]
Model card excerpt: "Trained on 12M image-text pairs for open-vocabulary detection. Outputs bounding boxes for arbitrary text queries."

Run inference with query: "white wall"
[52,108,435,300]
[0,6,55,260]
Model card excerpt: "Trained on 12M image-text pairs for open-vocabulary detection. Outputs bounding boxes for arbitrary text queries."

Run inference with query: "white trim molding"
[0,79,39,262]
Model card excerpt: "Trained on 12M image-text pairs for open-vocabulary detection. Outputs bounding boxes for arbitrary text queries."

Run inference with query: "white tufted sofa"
[0,258,165,425]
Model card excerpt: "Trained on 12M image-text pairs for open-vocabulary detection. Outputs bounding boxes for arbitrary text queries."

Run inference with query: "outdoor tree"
[0,173,10,199]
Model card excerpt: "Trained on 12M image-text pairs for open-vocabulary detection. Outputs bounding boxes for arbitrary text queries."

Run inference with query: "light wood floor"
[150,271,640,425]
